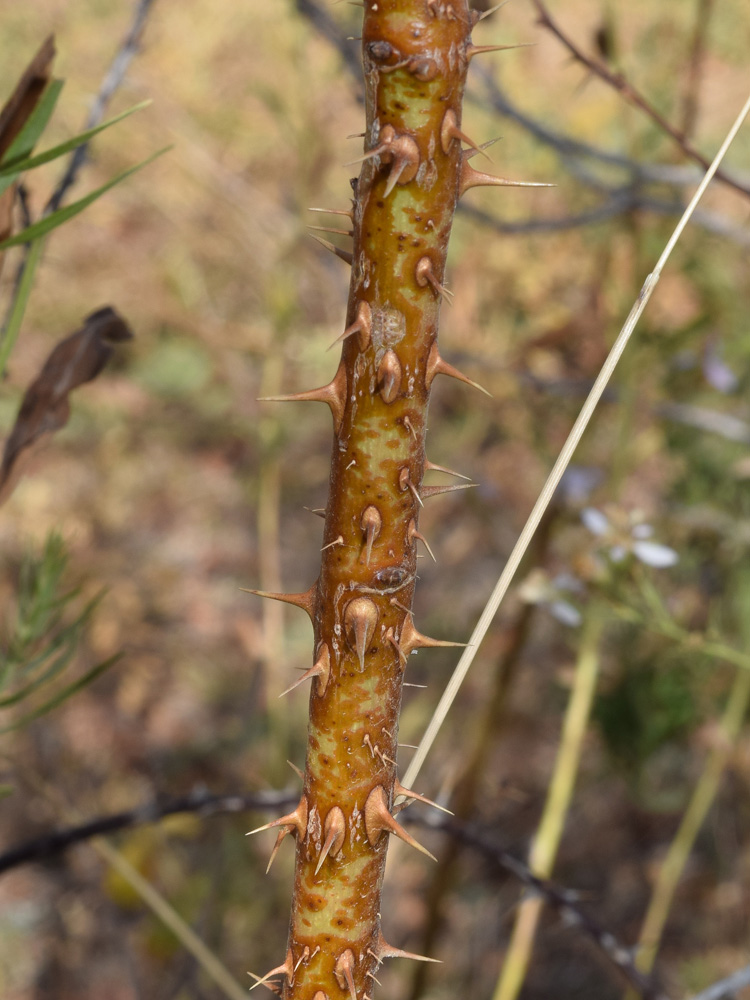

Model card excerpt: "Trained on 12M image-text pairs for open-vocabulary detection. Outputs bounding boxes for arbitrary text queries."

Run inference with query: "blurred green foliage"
[0,532,117,734]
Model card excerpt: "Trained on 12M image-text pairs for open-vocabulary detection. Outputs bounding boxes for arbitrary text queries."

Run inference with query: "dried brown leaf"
[0,35,55,278]
[0,307,133,504]
[0,35,55,160]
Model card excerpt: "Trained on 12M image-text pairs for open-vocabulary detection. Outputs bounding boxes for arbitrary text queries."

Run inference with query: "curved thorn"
[334,950,358,1000]
[360,504,382,566]
[315,805,346,874]
[426,341,492,396]
[246,795,308,839]
[390,597,414,617]
[459,159,554,197]
[363,785,437,861]
[440,109,491,160]
[383,156,408,197]
[399,466,424,508]
[259,364,347,433]
[265,828,289,873]
[413,528,436,562]
[328,300,372,352]
[248,950,294,992]
[463,136,502,161]
[420,482,478,499]
[287,759,304,781]
[408,519,436,563]
[344,140,389,167]
[386,627,408,668]
[415,256,454,303]
[393,778,454,816]
[308,224,354,237]
[424,459,471,481]
[279,645,331,697]
[376,931,442,964]
[240,583,318,622]
[279,667,317,699]
[400,617,467,655]
[303,506,327,518]
[309,233,353,265]
[344,597,378,670]
[308,205,353,219]
[467,42,535,58]
[377,348,402,403]
[478,0,512,20]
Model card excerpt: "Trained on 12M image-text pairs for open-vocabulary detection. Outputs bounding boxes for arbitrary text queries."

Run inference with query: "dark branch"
[460,185,750,247]
[413,814,669,1000]
[0,788,297,875]
[46,0,159,213]
[295,0,363,86]
[531,0,750,199]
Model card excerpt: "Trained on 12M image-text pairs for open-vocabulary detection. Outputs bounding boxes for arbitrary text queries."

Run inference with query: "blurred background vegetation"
[0,0,749,998]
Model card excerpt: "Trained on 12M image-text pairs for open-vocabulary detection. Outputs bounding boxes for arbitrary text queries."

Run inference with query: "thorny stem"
[253,3,502,998]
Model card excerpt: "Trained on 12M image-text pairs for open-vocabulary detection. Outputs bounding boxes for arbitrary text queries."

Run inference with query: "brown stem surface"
[255,3,486,998]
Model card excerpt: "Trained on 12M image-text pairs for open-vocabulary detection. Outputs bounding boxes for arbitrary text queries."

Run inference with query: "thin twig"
[402,86,750,793]
[414,815,669,1000]
[0,787,297,874]
[531,0,750,199]
[461,189,750,247]
[472,70,750,191]
[46,0,158,213]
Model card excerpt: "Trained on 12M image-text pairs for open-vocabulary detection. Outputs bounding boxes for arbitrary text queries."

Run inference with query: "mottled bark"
[252,3,511,997]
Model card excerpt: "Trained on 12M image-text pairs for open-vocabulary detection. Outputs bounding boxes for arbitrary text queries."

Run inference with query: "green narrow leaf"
[0,653,121,734]
[0,145,169,251]
[14,592,103,681]
[1,79,64,166]
[0,98,152,178]
[0,79,65,198]
[0,236,43,376]
[0,643,79,708]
